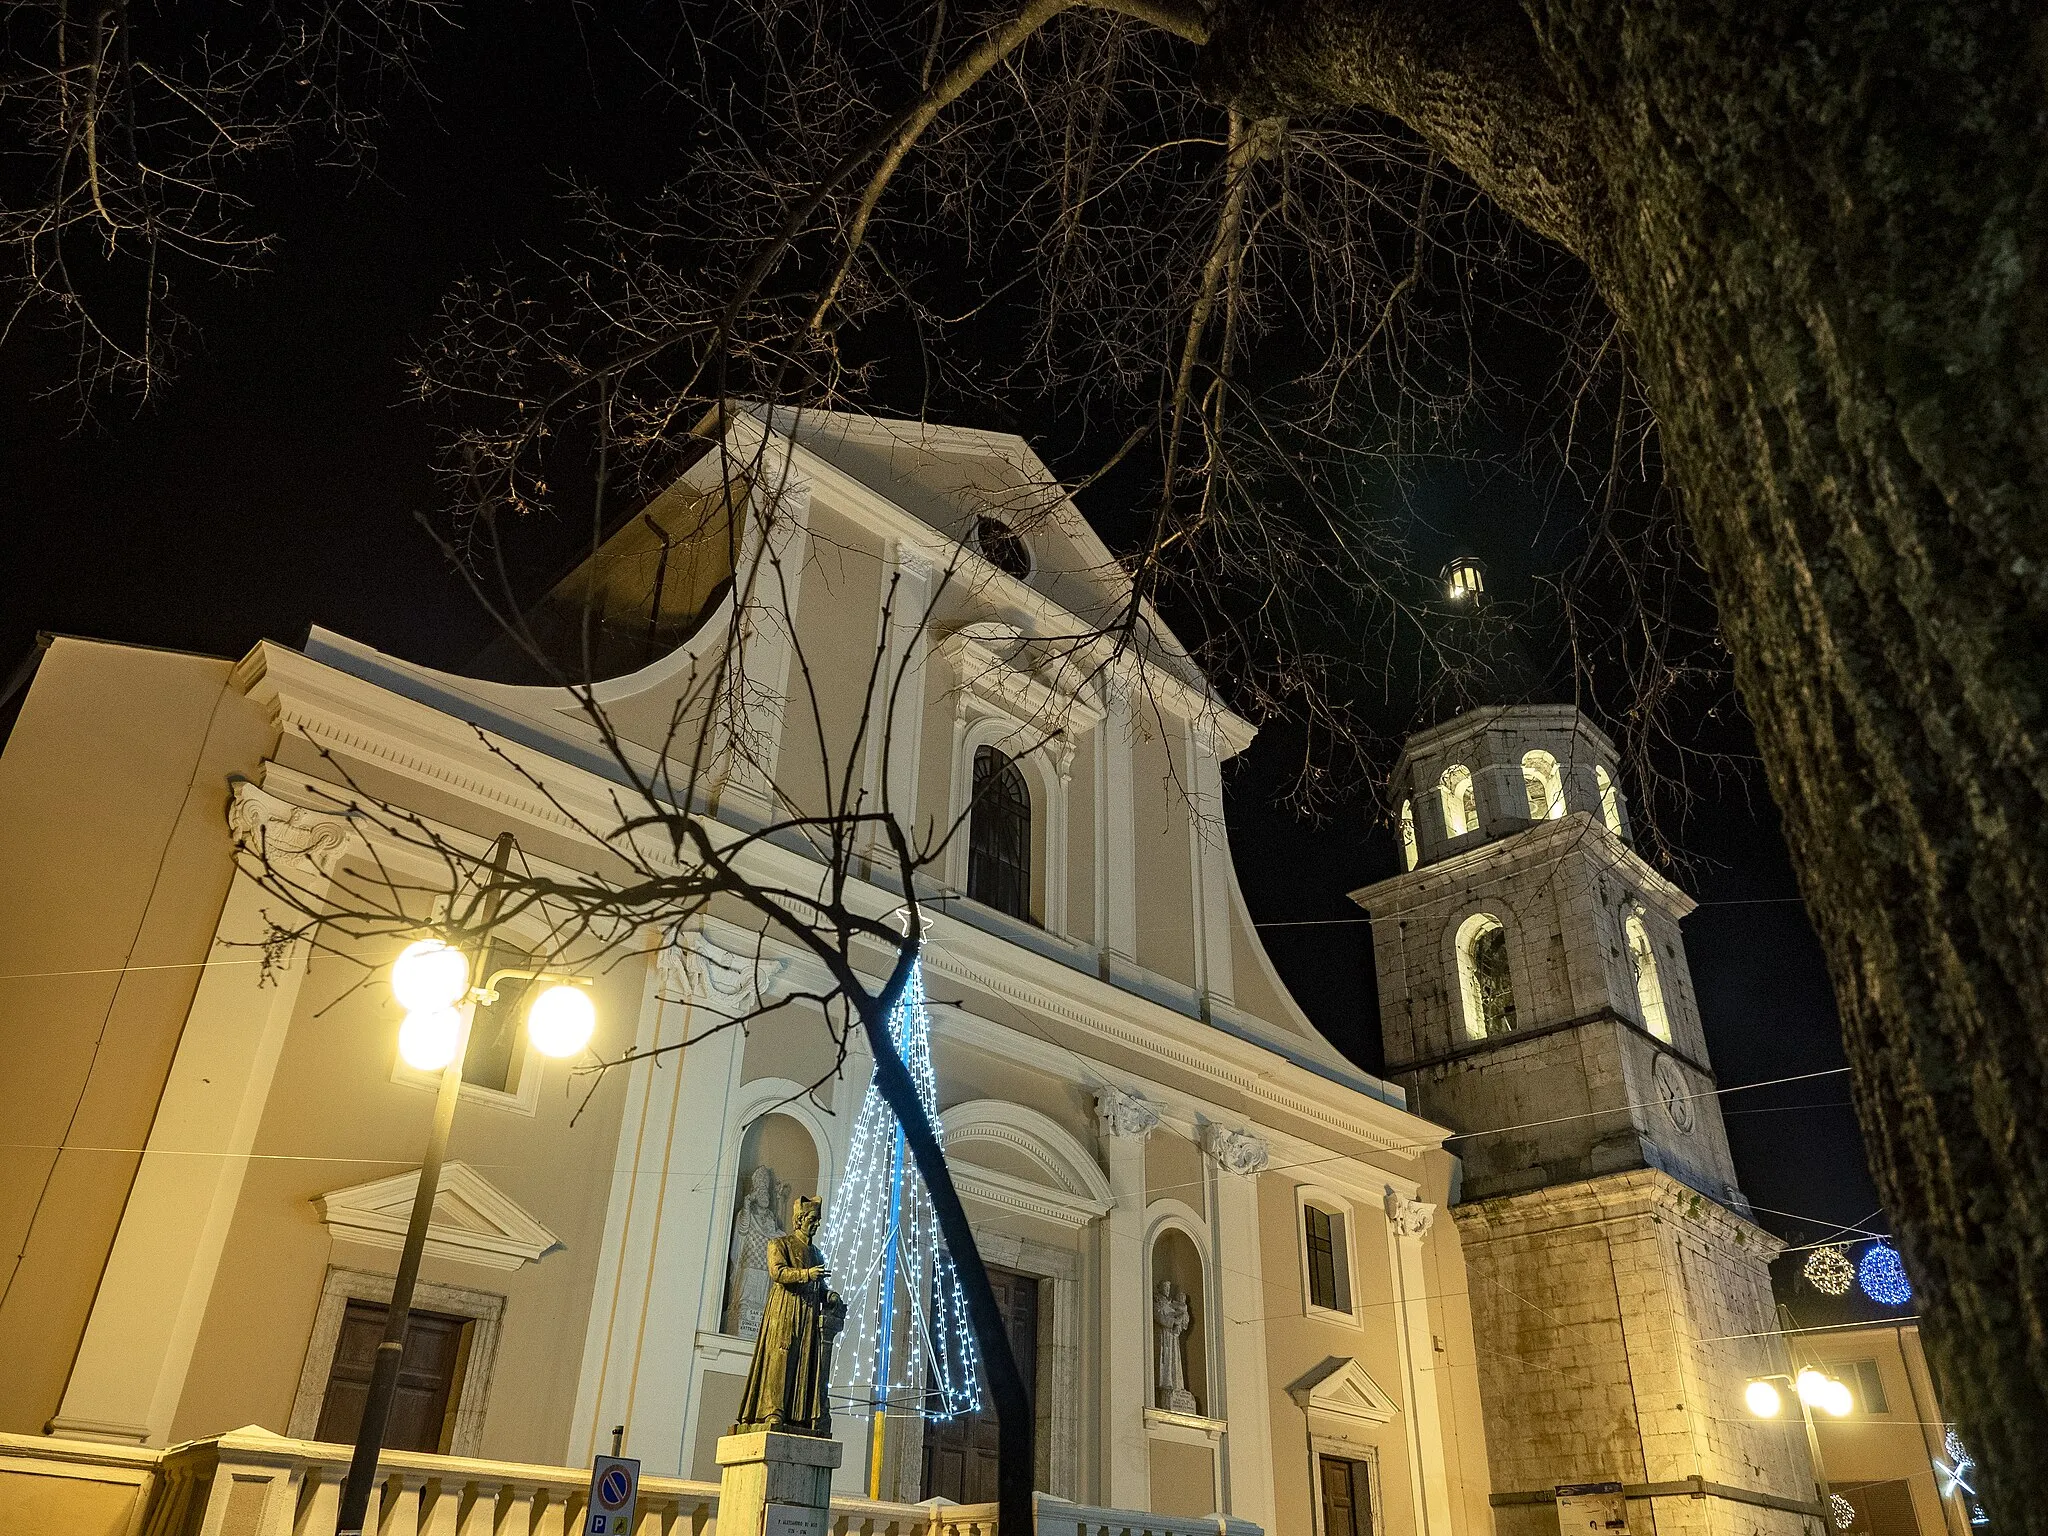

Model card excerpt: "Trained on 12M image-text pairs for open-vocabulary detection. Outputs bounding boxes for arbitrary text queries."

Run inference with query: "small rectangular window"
[462,942,535,1094]
[1304,1204,1350,1312]
[1853,1358,1889,1415]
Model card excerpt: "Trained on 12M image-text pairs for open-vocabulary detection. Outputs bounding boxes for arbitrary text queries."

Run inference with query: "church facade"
[0,409,1493,1536]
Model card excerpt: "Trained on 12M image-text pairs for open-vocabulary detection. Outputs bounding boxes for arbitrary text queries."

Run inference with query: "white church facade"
[0,409,1498,1536]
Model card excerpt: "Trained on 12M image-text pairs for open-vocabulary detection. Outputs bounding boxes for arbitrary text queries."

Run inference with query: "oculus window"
[974,516,1032,581]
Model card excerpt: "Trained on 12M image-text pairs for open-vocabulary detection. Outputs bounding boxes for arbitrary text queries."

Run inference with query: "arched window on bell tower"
[1596,765,1626,838]
[968,746,1033,921]
[1455,913,1517,1040]
[1625,912,1671,1041]
[1522,750,1565,820]
[1440,765,1478,838]
[1399,799,1418,871]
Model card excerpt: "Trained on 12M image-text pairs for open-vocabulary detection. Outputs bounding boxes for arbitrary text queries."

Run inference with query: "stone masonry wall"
[1457,1170,1814,1536]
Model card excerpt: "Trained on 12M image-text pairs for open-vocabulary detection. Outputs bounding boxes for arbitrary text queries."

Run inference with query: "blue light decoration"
[1857,1240,1913,1306]
[817,955,982,1450]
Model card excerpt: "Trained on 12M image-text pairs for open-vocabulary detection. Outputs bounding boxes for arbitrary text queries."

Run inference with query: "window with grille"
[967,747,1033,921]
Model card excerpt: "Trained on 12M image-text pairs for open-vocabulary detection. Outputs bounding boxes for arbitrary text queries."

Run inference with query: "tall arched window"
[1440,765,1478,837]
[1455,913,1517,1039]
[1522,750,1565,821]
[1625,912,1671,1041]
[1596,765,1626,838]
[1399,799,1418,871]
[968,746,1033,921]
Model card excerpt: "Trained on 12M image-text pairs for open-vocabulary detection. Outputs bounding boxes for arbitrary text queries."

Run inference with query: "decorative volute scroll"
[227,779,352,877]
[1095,1085,1161,1141]
[659,925,790,1009]
[1204,1124,1270,1178]
[1384,1188,1437,1238]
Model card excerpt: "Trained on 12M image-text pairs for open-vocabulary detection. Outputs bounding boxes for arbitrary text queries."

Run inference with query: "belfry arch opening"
[1625,912,1672,1042]
[1596,765,1625,838]
[1455,913,1517,1040]
[1439,765,1478,838]
[1522,750,1565,821]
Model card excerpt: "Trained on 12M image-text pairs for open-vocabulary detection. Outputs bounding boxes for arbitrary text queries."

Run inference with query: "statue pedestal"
[716,1431,843,1536]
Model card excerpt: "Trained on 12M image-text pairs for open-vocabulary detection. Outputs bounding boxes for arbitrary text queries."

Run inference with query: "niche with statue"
[1149,1228,1208,1417]
[722,1112,820,1339]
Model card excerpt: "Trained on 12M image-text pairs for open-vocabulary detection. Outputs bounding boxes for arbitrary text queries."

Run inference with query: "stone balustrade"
[0,1429,1255,1536]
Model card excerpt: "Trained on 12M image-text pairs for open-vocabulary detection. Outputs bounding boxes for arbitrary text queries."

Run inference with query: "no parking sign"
[586,1455,639,1536]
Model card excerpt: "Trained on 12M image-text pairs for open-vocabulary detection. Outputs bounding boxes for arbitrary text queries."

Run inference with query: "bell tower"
[1352,706,1818,1536]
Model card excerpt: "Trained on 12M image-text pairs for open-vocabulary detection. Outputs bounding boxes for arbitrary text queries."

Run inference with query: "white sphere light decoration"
[1743,1379,1783,1418]
[392,939,471,1013]
[398,1007,465,1071]
[1803,1244,1855,1297]
[1830,1495,1857,1531]
[526,983,596,1058]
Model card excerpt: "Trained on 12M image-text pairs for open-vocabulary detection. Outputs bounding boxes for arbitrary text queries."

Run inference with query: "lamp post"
[1745,1352,1854,1533]
[335,834,598,1536]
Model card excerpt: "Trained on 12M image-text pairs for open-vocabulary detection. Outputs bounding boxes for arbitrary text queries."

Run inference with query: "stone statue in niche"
[732,1195,846,1436]
[1154,1279,1198,1414]
[725,1165,790,1339]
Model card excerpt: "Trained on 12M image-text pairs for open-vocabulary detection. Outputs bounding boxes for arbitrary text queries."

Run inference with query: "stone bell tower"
[1351,706,1818,1536]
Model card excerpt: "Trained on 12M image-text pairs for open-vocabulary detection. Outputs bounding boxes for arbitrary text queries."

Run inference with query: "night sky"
[0,8,1886,1288]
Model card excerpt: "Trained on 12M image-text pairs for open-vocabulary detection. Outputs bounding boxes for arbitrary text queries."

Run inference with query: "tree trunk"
[1204,0,2048,1518]
[856,972,1036,1536]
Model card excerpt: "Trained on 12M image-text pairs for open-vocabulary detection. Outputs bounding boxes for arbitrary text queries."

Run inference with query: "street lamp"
[1746,1364,1853,1530]
[336,834,598,1536]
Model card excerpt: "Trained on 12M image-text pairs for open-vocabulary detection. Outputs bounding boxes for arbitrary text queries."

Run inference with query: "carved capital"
[1095,1085,1161,1141]
[227,781,351,877]
[659,927,788,1008]
[1204,1124,1269,1177]
[1384,1188,1437,1239]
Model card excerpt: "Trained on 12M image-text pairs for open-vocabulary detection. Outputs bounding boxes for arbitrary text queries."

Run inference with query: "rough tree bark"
[1201,0,2048,1515]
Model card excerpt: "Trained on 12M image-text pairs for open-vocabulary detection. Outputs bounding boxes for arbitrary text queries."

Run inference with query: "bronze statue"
[732,1194,845,1436]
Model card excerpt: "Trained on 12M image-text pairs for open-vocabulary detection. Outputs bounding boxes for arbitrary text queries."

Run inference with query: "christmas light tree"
[817,954,981,1482]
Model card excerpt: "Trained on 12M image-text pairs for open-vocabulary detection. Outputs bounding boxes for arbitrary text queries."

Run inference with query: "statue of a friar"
[732,1194,846,1436]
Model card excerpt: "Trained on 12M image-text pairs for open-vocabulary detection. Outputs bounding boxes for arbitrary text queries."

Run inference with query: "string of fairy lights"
[815,954,983,1427]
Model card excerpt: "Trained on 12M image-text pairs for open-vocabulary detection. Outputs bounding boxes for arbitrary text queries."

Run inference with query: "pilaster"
[1383,1189,1455,1536]
[1096,1086,1158,1508]
[1204,1125,1274,1534]
[1096,671,1138,964]
[566,928,776,1472]
[53,782,351,1445]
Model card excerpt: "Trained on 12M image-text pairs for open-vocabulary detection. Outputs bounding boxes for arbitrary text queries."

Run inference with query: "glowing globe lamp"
[1857,1241,1913,1306]
[392,939,471,1013]
[527,983,596,1058]
[1743,1379,1783,1418]
[1818,1377,1855,1418]
[399,1007,464,1071]
[1796,1368,1830,1407]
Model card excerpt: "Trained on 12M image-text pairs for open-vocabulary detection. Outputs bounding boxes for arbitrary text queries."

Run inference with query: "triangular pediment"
[315,1161,561,1271]
[1287,1357,1398,1426]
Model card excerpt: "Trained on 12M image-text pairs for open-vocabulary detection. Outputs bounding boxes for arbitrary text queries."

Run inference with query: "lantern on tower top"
[1442,555,1487,604]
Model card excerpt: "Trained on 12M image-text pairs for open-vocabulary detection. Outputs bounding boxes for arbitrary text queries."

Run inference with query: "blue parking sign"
[586,1454,639,1536]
